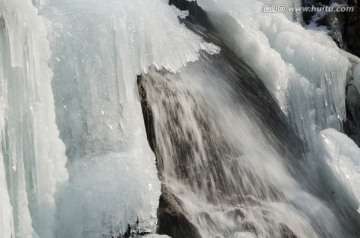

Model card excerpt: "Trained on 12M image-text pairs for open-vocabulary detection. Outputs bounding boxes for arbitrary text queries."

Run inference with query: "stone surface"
[343,0,360,57]
[344,82,360,145]
[303,0,360,57]
[157,186,202,238]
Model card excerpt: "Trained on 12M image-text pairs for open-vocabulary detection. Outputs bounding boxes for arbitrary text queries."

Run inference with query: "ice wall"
[319,129,360,212]
[0,0,218,236]
[0,0,68,237]
[43,0,217,237]
[196,0,352,151]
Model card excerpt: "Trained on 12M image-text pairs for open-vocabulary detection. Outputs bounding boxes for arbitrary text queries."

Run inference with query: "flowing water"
[1,0,360,237]
[139,50,360,237]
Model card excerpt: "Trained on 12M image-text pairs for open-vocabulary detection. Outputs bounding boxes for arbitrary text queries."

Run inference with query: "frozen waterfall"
[0,0,68,237]
[1,0,360,237]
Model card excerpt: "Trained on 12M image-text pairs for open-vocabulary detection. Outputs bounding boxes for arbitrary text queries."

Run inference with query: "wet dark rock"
[138,75,157,154]
[113,220,151,238]
[168,0,211,28]
[279,223,298,238]
[302,1,345,48]
[315,12,345,47]
[138,71,204,238]
[343,0,360,57]
[302,0,332,25]
[157,185,202,238]
[136,1,360,238]
[122,225,131,238]
[342,0,360,144]
[303,0,360,57]
[344,82,360,145]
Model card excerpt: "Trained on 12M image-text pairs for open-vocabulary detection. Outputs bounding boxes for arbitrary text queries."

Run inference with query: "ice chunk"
[56,153,160,237]
[319,129,360,212]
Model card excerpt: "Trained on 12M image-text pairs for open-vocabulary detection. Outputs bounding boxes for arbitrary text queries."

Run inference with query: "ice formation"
[320,129,360,212]
[1,0,360,237]
[45,0,216,237]
[195,0,356,151]
[0,0,68,237]
[0,0,218,237]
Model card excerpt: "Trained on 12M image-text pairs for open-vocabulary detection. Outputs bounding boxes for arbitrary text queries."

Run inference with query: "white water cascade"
[1,0,360,237]
[193,0,360,214]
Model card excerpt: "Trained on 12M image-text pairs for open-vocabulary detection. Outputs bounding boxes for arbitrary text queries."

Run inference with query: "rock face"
[157,186,202,238]
[137,1,360,238]
[168,0,209,25]
[136,2,210,238]
[303,0,360,57]
[138,72,204,238]
[343,0,360,57]
[137,2,311,237]
[344,67,360,146]
[279,224,298,238]
[315,12,345,48]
